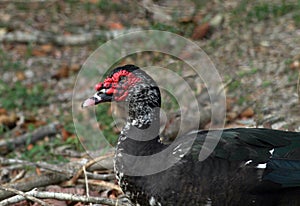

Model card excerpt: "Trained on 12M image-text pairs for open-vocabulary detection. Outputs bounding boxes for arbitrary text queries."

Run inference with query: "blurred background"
[0,0,299,204]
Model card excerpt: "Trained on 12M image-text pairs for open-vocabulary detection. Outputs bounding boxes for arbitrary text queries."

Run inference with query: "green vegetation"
[0,48,26,71]
[150,22,182,34]
[237,68,258,78]
[97,0,130,13]
[96,103,119,145]
[228,79,241,91]
[262,80,272,88]
[249,3,296,21]
[15,137,68,163]
[0,81,48,111]
[232,1,300,23]
[293,13,300,27]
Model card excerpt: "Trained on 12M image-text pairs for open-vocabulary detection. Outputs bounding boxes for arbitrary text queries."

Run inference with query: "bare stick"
[10,170,26,183]
[0,153,115,200]
[0,172,68,200]
[67,153,114,185]
[1,156,114,180]
[77,179,122,193]
[0,122,60,155]
[82,165,92,206]
[0,186,50,206]
[0,157,74,175]
[0,190,129,206]
[85,172,115,181]
[0,29,140,46]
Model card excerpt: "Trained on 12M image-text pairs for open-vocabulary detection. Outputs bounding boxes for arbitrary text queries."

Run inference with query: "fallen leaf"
[70,64,81,72]
[21,116,46,130]
[61,127,72,141]
[0,113,18,129]
[290,60,300,70]
[108,22,124,30]
[226,111,238,121]
[107,189,120,199]
[16,71,25,81]
[35,167,41,176]
[0,108,7,115]
[178,16,193,23]
[27,144,34,151]
[32,47,46,57]
[240,107,254,118]
[40,44,53,53]
[52,64,70,80]
[192,22,210,40]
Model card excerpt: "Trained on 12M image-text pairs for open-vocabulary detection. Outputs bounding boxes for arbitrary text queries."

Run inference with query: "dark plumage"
[82,65,300,206]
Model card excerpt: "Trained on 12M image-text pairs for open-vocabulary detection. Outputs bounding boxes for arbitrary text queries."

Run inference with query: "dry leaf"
[61,127,72,141]
[70,64,81,72]
[35,167,42,176]
[192,22,210,40]
[108,22,124,30]
[290,60,300,70]
[240,107,254,118]
[0,113,18,128]
[40,44,53,53]
[27,144,34,151]
[52,64,70,80]
[0,108,7,115]
[16,71,26,81]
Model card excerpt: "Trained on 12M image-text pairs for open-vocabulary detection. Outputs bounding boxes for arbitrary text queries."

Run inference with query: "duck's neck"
[117,101,164,156]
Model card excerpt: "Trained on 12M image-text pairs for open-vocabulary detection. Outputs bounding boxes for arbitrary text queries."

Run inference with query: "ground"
[0,0,299,205]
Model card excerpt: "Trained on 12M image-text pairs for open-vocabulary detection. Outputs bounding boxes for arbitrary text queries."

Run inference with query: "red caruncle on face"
[94,70,141,101]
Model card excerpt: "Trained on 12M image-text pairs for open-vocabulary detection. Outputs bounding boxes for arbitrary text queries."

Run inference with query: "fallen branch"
[0,153,115,200]
[0,186,50,206]
[0,157,75,175]
[66,153,115,185]
[1,156,114,180]
[0,122,60,155]
[82,166,90,200]
[0,190,130,206]
[77,179,122,193]
[85,172,115,181]
[0,28,140,46]
[0,172,68,201]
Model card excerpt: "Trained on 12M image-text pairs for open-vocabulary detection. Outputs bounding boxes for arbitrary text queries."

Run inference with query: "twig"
[0,156,114,179]
[0,190,129,206]
[0,157,75,175]
[67,153,114,185]
[0,154,115,200]
[77,179,122,193]
[85,172,115,181]
[0,122,60,155]
[0,28,140,46]
[10,170,26,183]
[0,186,50,206]
[82,166,92,206]
[0,172,69,201]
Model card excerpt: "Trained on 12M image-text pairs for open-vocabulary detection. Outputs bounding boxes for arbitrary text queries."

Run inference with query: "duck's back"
[117,128,300,206]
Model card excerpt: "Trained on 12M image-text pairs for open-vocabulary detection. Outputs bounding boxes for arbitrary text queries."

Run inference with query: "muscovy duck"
[82,65,300,206]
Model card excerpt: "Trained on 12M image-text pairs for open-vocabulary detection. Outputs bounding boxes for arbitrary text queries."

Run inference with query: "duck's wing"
[183,128,300,188]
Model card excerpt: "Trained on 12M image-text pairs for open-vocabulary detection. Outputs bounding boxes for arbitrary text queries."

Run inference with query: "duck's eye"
[119,76,127,82]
